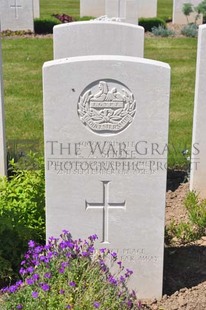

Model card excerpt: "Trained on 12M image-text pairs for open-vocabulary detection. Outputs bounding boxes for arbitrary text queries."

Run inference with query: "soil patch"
[142,172,206,310]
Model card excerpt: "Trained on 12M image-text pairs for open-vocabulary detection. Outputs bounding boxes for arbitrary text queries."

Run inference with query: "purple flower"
[26,278,34,285]
[16,305,23,309]
[69,281,76,287]
[40,283,50,292]
[88,246,95,254]
[88,234,98,242]
[34,246,42,254]
[9,285,18,293]
[59,289,65,295]
[82,251,89,257]
[31,291,39,299]
[28,240,35,248]
[1,287,8,293]
[44,272,52,279]
[32,273,39,281]
[16,280,23,287]
[20,260,26,266]
[99,259,107,272]
[19,268,27,276]
[111,252,117,259]
[62,229,69,234]
[66,306,71,309]
[93,301,100,308]
[117,261,122,268]
[119,275,126,283]
[100,248,106,254]
[27,266,34,274]
[61,262,68,268]
[127,300,133,308]
[108,275,117,286]
[125,268,133,278]
[58,267,65,274]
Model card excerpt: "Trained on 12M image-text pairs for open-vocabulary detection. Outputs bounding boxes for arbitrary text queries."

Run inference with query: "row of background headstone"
[81,0,204,25]
[1,0,205,32]
[0,0,40,32]
[80,0,157,19]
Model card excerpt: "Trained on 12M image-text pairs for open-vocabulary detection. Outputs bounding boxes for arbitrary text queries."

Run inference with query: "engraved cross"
[85,181,126,244]
[10,0,22,19]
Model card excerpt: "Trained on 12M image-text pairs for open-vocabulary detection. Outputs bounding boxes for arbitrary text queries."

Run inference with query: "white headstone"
[80,0,105,18]
[172,0,203,24]
[53,21,144,59]
[137,0,157,18]
[190,25,206,198]
[0,36,7,176]
[0,0,34,32]
[105,0,138,24]
[43,55,170,299]
[33,0,40,18]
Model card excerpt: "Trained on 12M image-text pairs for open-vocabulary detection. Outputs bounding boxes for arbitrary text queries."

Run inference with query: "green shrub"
[34,18,60,34]
[197,0,206,23]
[182,3,194,23]
[0,231,141,309]
[0,154,45,287]
[181,23,198,37]
[185,191,206,233]
[166,191,206,244]
[151,25,175,37]
[138,17,166,32]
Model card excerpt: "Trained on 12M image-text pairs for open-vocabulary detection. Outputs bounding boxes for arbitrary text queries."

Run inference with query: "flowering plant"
[0,230,142,309]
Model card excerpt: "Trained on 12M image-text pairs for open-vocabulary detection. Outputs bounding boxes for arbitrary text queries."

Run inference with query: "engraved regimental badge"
[77,80,136,135]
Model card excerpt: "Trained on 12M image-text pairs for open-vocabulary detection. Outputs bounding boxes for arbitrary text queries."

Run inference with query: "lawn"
[1,0,197,167]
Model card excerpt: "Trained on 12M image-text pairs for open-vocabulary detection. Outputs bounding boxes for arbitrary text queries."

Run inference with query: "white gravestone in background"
[190,25,206,198]
[105,0,138,24]
[173,0,202,24]
[0,36,7,176]
[80,0,105,17]
[33,0,40,18]
[0,0,34,32]
[43,55,170,299]
[137,0,157,18]
[53,21,144,59]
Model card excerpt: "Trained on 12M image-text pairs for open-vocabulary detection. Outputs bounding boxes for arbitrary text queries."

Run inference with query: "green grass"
[1,1,198,168]
[40,0,80,19]
[145,37,197,166]
[157,0,173,21]
[2,38,53,147]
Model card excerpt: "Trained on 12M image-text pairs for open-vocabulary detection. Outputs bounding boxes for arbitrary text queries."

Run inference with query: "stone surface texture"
[0,0,34,31]
[105,0,138,24]
[43,55,170,299]
[137,0,157,18]
[190,25,206,198]
[53,21,144,59]
[172,0,203,24]
[33,0,40,18]
[80,0,105,17]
